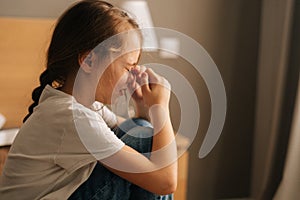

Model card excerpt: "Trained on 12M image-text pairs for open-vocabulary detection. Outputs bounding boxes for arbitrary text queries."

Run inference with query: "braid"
[23,69,53,122]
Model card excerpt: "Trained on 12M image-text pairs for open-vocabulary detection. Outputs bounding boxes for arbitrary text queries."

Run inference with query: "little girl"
[0,0,177,199]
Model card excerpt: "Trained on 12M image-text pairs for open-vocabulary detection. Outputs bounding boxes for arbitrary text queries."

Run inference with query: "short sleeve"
[55,103,124,171]
[73,105,124,160]
[92,101,117,128]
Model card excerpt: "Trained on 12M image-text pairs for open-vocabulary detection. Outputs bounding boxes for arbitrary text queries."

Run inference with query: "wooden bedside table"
[174,134,190,200]
[0,146,10,175]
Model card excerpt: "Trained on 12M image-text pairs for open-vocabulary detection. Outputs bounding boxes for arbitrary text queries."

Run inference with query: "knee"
[116,118,154,155]
[130,118,152,128]
[116,118,153,138]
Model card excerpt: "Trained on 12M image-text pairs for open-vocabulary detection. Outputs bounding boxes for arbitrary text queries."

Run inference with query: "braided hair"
[23,0,140,122]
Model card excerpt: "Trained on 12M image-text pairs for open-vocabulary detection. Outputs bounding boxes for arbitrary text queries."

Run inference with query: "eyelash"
[125,67,131,73]
[124,65,134,73]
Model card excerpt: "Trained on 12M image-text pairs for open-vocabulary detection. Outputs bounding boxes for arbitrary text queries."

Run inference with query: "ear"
[78,51,95,73]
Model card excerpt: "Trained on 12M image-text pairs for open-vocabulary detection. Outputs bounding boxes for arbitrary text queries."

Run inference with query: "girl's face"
[96,50,140,104]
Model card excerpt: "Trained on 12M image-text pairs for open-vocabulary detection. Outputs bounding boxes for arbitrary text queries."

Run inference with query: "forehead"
[110,29,141,64]
[123,29,141,52]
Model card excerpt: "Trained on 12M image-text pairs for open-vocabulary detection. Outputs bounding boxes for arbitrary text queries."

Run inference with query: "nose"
[128,65,136,72]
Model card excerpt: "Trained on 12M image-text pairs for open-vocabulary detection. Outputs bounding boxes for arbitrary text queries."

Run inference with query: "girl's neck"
[60,75,95,108]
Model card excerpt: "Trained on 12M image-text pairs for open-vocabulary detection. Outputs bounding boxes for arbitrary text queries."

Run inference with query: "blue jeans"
[69,118,173,200]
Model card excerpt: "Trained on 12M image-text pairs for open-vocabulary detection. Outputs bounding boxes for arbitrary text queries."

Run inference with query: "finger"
[128,77,138,93]
[134,65,141,71]
[139,65,147,73]
[162,78,171,90]
[131,65,146,76]
[140,72,150,94]
[126,73,134,87]
[131,76,137,90]
[126,74,135,89]
[131,67,139,75]
[145,68,159,83]
[127,72,133,82]
[135,71,144,86]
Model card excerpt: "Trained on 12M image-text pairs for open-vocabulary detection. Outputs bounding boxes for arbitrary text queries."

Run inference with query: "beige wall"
[251,1,300,198]
[142,0,261,199]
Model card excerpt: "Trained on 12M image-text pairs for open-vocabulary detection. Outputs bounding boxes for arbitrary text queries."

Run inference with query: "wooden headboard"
[0,17,55,128]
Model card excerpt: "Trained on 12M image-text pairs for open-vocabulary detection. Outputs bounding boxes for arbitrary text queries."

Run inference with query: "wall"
[144,0,261,199]
[0,0,262,199]
[251,1,300,198]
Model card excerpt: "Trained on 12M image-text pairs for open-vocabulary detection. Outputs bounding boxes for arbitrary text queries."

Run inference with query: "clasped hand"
[126,66,171,119]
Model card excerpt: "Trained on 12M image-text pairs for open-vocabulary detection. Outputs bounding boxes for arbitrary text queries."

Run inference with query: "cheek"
[113,70,128,89]
[100,65,127,90]
[112,64,127,84]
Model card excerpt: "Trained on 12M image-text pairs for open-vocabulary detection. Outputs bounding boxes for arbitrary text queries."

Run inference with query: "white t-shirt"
[0,85,125,199]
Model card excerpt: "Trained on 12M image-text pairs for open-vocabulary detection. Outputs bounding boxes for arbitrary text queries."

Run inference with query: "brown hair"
[23,0,140,122]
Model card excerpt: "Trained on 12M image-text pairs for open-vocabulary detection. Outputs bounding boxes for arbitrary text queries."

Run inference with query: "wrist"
[134,101,149,120]
[148,104,170,134]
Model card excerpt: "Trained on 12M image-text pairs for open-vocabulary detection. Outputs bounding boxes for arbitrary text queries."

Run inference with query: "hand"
[137,68,171,108]
[126,65,146,104]
[137,68,172,136]
[126,65,148,119]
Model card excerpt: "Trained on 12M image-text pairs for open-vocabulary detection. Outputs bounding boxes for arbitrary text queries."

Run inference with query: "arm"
[100,68,178,195]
